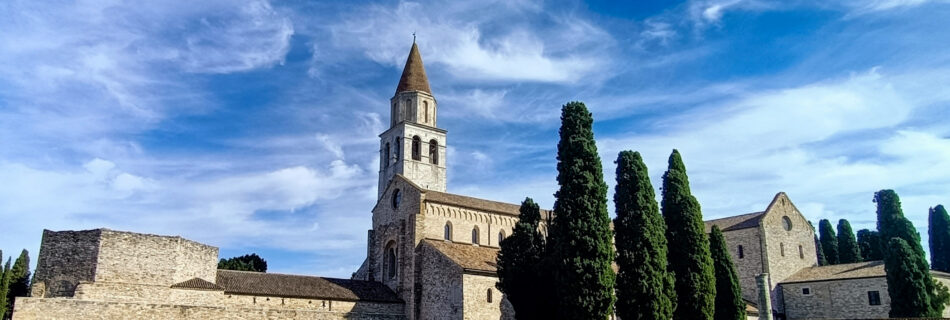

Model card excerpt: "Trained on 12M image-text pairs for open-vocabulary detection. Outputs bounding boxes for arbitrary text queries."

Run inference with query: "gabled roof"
[423,239,500,274]
[215,270,402,303]
[395,42,431,94]
[425,190,552,218]
[781,261,886,284]
[704,211,765,232]
[171,277,223,291]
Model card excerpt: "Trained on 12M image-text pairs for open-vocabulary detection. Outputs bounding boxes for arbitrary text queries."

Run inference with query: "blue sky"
[1,0,949,277]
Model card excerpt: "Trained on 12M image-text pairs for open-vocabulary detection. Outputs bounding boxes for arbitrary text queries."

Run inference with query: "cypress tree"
[929,205,950,272]
[814,234,827,266]
[613,151,675,320]
[875,189,946,315]
[818,219,839,265]
[836,219,862,263]
[6,250,29,316]
[709,226,744,320]
[885,237,937,317]
[857,229,883,261]
[497,197,549,320]
[662,149,715,320]
[0,255,7,319]
[547,101,615,319]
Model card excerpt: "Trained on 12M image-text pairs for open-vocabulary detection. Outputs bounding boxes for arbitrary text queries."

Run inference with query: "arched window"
[444,223,452,241]
[384,143,390,168]
[472,227,480,245]
[386,246,397,280]
[799,245,805,259]
[780,242,786,257]
[394,137,401,159]
[411,136,421,160]
[498,231,505,243]
[423,101,429,123]
[429,139,438,165]
[487,288,493,303]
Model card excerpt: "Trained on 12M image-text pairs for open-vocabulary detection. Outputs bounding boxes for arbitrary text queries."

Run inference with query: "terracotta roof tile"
[424,190,552,219]
[704,211,765,232]
[171,277,223,291]
[215,270,401,303]
[424,239,500,273]
[781,261,886,283]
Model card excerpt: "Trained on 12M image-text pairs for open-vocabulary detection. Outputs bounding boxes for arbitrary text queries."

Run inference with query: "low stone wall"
[12,298,405,320]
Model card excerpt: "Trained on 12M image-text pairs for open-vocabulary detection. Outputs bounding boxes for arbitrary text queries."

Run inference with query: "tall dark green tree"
[929,205,950,272]
[885,237,938,317]
[857,229,883,261]
[613,151,675,320]
[875,189,947,315]
[836,219,862,263]
[218,253,267,272]
[0,255,8,319]
[6,250,30,316]
[546,101,615,319]
[662,149,715,320]
[497,197,549,320]
[818,219,839,265]
[814,234,827,266]
[709,226,744,320]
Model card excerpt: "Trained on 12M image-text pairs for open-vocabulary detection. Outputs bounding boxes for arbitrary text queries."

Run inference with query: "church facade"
[14,42,950,320]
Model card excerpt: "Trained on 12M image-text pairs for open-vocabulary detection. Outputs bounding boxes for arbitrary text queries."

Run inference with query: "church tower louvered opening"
[377,41,447,198]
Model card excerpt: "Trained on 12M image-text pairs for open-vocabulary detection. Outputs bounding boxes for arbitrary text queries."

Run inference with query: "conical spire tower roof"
[395,42,431,95]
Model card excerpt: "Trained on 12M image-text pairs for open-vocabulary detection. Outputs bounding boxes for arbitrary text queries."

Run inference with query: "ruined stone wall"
[421,202,517,247]
[12,298,405,320]
[781,277,889,320]
[461,274,513,320]
[762,195,817,313]
[722,227,764,303]
[32,229,102,298]
[417,243,463,320]
[94,229,218,286]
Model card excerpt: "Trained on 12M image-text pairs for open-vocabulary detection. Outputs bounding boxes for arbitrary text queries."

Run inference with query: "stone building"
[14,41,950,320]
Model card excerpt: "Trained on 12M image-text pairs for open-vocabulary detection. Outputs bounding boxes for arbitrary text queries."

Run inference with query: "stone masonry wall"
[32,229,102,298]
[461,274,513,320]
[12,298,405,320]
[372,177,422,319]
[421,202,517,247]
[762,194,818,313]
[95,229,218,286]
[722,227,764,303]
[418,243,463,320]
[781,277,889,320]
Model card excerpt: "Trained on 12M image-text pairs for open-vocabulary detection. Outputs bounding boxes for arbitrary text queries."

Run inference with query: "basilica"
[13,42,950,320]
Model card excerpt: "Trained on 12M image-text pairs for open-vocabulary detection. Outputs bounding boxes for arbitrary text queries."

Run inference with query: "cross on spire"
[412,32,416,43]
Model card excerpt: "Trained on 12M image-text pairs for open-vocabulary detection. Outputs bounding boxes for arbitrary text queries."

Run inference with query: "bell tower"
[378,41,447,198]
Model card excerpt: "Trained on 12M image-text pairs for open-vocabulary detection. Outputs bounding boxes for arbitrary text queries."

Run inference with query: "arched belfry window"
[444,222,452,241]
[411,136,421,160]
[386,245,397,280]
[429,139,439,165]
[384,143,390,168]
[472,227,480,245]
[405,99,412,120]
[423,101,429,123]
[498,231,505,243]
[394,137,401,159]
[487,288,493,303]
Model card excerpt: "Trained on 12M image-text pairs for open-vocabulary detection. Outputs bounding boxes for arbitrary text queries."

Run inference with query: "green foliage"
[497,198,551,320]
[836,219,862,263]
[875,189,945,315]
[218,253,267,272]
[546,101,615,320]
[929,205,950,272]
[885,238,940,317]
[856,229,883,261]
[818,219,839,265]
[814,234,827,266]
[6,250,30,317]
[709,226,744,320]
[661,149,715,320]
[612,151,675,320]
[0,255,8,319]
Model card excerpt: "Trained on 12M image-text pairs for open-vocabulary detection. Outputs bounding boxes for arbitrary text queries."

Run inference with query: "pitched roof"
[395,42,431,94]
[781,261,886,284]
[704,211,765,232]
[424,239,500,274]
[171,277,223,291]
[215,270,402,303]
[425,190,553,219]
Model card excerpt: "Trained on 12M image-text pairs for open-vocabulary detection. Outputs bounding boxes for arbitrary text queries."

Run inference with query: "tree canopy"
[218,253,267,272]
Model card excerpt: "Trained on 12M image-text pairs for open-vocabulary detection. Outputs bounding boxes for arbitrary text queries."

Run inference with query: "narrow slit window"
[429,139,439,165]
[738,245,744,259]
[411,136,421,161]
